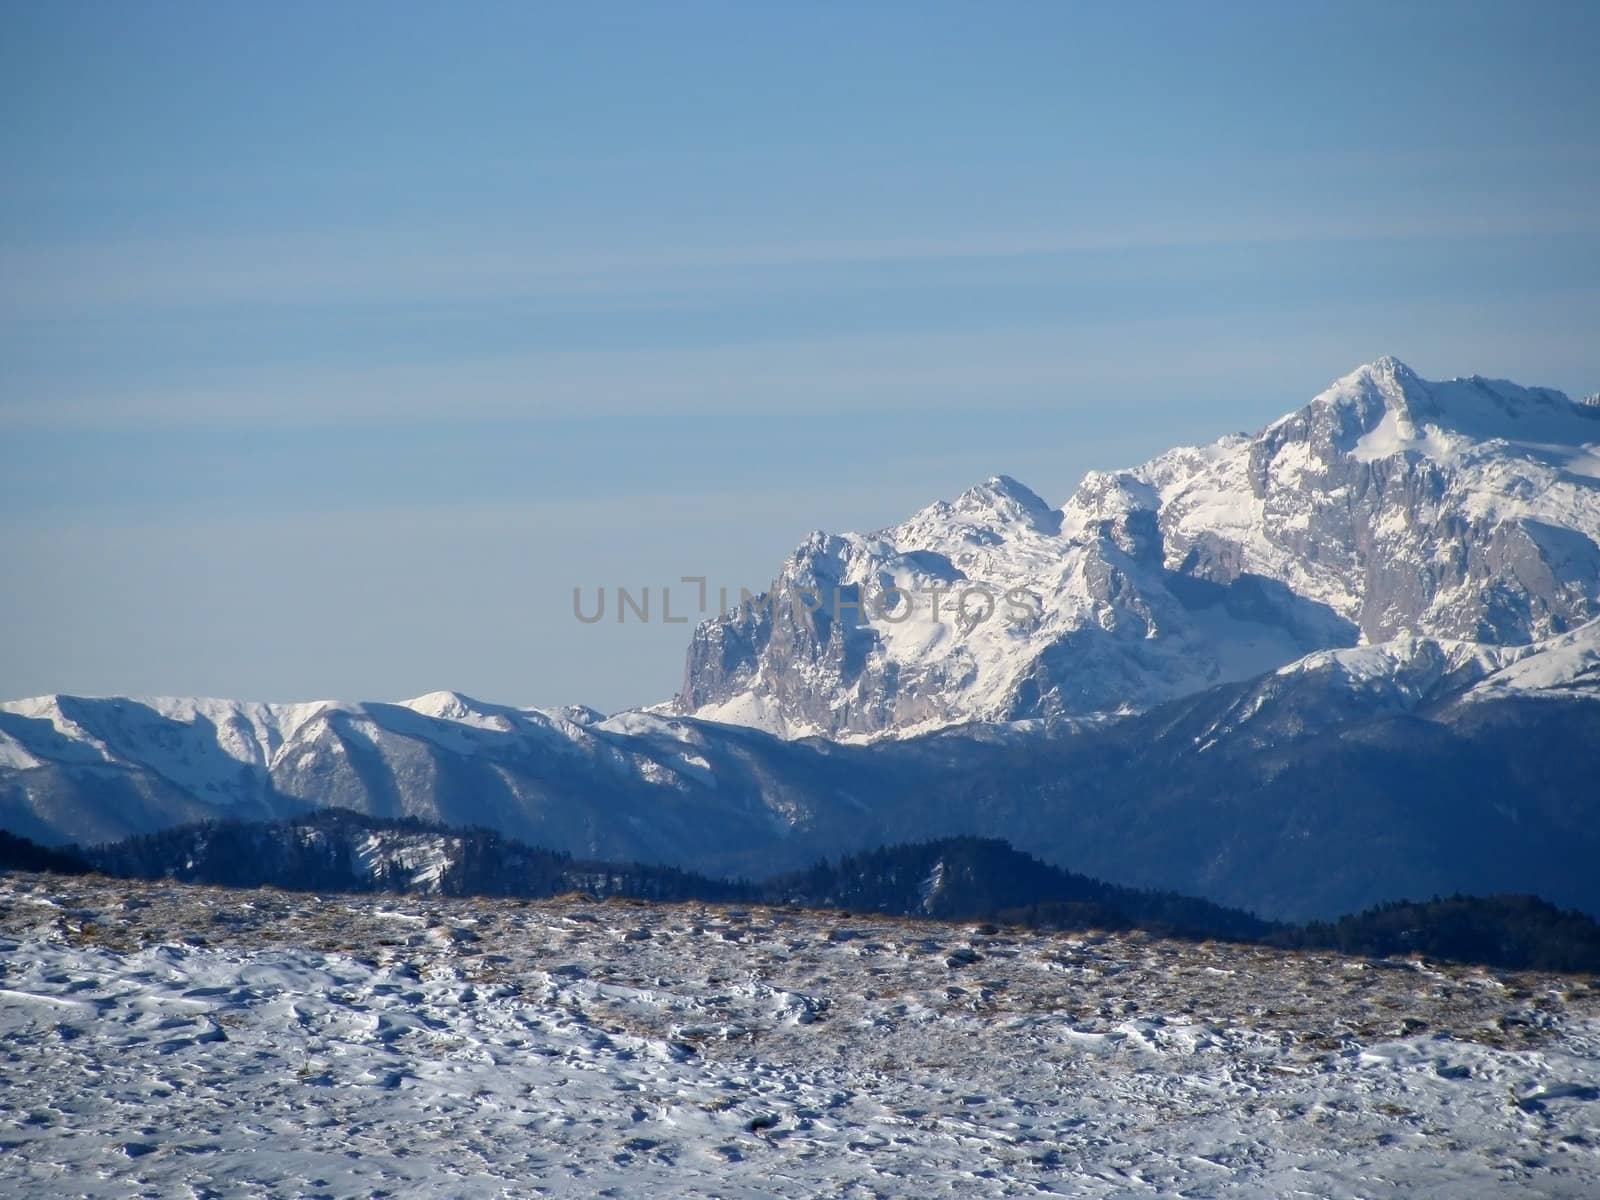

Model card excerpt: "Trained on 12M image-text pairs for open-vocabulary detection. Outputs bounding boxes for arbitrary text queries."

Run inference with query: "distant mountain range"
[3,359,1597,922]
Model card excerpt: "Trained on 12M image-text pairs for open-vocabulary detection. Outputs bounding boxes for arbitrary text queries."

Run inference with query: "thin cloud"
[3,293,1596,433]
[4,210,1598,320]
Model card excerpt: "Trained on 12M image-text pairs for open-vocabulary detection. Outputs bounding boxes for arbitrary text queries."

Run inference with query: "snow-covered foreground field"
[2,875,1598,1198]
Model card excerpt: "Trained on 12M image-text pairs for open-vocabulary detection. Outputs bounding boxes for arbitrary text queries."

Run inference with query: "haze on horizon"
[3,1,1597,712]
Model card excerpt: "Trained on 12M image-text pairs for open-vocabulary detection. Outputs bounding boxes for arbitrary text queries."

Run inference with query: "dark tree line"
[1271,894,1600,973]
[5,815,1599,972]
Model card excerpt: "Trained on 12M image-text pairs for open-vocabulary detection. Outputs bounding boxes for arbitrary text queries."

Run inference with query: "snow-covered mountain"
[5,622,1600,919]
[0,690,880,870]
[4,358,1600,918]
[678,357,1600,738]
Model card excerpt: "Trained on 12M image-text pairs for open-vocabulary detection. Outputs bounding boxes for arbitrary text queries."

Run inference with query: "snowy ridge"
[0,690,790,852]
[1465,618,1600,700]
[0,694,335,795]
[0,691,577,801]
[1274,617,1600,703]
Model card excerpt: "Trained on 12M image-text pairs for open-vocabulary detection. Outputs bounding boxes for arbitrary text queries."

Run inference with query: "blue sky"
[3,1,1597,710]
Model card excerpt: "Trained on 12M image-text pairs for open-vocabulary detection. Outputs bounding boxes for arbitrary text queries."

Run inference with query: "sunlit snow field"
[2,874,1598,1198]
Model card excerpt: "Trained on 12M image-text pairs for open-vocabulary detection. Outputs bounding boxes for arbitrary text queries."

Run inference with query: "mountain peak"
[962,473,1049,506]
[1328,355,1422,394]
[1366,353,1417,378]
[401,690,482,720]
[1315,355,1432,418]
[1302,357,1598,457]
[948,474,1060,533]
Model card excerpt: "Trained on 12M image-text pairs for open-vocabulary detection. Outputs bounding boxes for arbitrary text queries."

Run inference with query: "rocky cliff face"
[678,357,1600,738]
